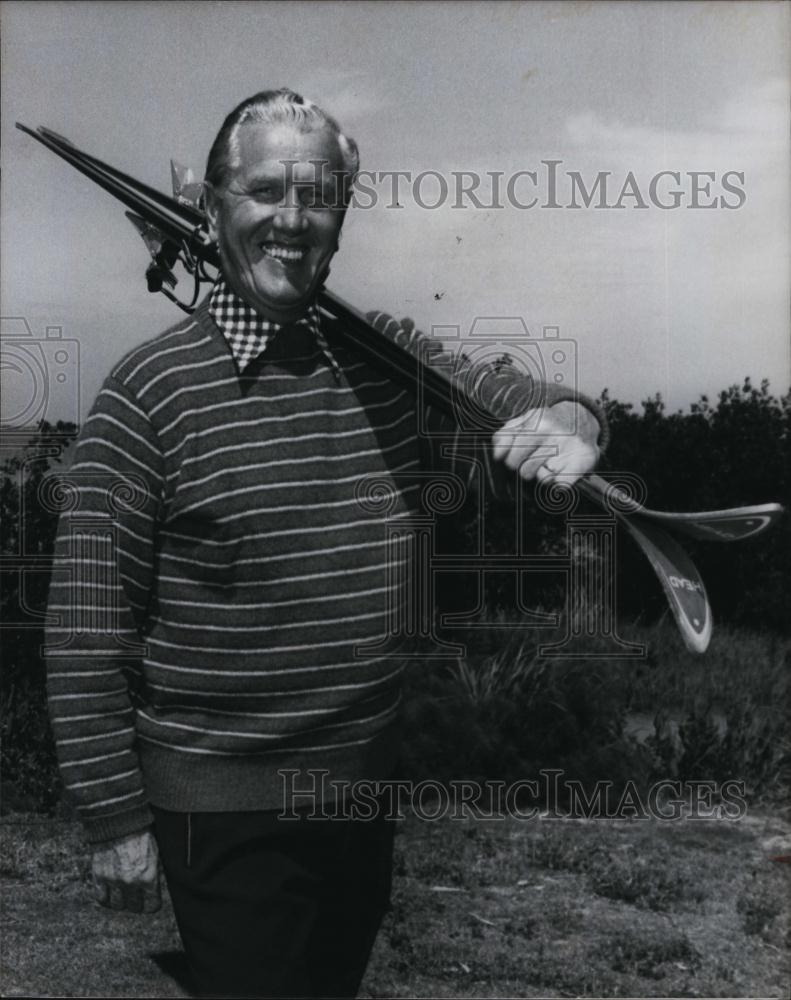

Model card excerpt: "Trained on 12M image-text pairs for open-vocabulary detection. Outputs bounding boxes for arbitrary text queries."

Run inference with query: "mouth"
[258,241,309,264]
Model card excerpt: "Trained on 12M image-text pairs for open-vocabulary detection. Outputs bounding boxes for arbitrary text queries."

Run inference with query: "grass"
[401,615,790,808]
[443,612,789,724]
[3,617,788,815]
[2,616,789,996]
[1,807,789,998]
[367,811,790,998]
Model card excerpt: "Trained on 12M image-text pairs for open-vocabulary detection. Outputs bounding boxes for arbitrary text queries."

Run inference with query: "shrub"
[736,874,789,943]
[603,926,700,978]
[399,617,654,803]
[1,422,76,814]
[588,848,704,911]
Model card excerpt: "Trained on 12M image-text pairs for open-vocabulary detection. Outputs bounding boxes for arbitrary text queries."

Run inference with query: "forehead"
[233,121,344,179]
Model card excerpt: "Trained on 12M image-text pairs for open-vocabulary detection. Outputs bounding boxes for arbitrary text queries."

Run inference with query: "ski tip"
[170,159,203,209]
[683,504,786,542]
[38,126,76,147]
[667,579,713,654]
[679,617,712,655]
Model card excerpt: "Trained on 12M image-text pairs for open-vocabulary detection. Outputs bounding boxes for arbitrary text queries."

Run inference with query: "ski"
[17,121,786,655]
[578,481,713,652]
[578,475,784,542]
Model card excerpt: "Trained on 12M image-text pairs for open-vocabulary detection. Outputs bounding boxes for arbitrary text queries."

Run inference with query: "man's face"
[205,122,347,321]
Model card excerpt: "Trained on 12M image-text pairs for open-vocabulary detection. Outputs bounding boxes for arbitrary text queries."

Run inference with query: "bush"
[1,422,76,813]
[3,377,788,813]
[736,874,789,943]
[589,849,703,911]
[436,378,790,633]
[598,379,790,632]
[400,613,789,807]
[399,619,654,802]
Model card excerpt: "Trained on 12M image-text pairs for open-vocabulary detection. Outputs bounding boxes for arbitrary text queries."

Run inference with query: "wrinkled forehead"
[232,121,345,182]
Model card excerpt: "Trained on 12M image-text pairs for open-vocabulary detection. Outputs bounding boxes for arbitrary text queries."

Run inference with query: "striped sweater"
[45,297,605,843]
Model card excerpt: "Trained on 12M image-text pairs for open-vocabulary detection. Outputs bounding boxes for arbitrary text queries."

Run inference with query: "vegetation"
[437,377,790,632]
[2,806,788,997]
[598,379,790,632]
[1,377,789,814]
[400,617,790,810]
[0,382,788,998]
[1,422,76,812]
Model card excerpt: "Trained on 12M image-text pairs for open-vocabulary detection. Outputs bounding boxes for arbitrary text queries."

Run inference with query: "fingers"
[94,878,108,906]
[492,425,542,467]
[124,884,145,913]
[93,877,125,910]
[129,883,159,914]
[91,831,161,914]
[491,424,519,462]
[492,424,552,481]
[142,877,163,914]
[108,881,126,910]
[493,407,600,485]
[493,410,548,468]
[93,873,161,913]
[552,440,600,482]
[535,462,559,485]
[518,452,553,482]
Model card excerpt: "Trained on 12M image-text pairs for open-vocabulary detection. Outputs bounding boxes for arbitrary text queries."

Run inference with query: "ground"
[1,805,789,998]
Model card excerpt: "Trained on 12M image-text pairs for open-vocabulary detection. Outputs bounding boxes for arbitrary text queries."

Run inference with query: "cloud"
[301,70,392,123]
[334,76,789,409]
[563,76,788,177]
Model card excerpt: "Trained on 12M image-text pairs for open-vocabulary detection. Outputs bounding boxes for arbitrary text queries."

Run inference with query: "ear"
[203,182,222,242]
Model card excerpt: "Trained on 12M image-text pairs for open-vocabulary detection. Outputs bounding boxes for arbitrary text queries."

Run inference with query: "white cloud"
[301,70,392,123]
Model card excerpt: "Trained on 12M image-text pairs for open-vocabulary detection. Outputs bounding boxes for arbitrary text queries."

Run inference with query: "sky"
[2,0,789,430]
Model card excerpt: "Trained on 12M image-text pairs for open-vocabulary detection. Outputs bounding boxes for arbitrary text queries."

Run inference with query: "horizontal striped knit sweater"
[46,296,606,843]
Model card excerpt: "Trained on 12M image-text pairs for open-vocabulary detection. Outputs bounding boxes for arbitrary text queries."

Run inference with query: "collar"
[208,277,341,381]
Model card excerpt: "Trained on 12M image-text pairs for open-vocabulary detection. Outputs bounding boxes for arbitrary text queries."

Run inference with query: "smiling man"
[46,89,605,998]
[203,109,352,321]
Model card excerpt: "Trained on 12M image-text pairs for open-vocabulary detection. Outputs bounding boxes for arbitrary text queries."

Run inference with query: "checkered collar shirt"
[209,277,341,381]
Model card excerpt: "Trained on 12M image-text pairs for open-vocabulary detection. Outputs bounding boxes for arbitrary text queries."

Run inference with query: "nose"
[272,188,309,235]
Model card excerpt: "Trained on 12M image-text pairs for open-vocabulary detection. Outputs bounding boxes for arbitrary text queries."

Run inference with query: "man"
[46,89,604,998]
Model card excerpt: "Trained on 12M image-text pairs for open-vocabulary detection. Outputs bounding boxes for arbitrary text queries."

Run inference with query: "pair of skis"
[575,475,782,653]
[15,122,786,653]
[323,298,785,656]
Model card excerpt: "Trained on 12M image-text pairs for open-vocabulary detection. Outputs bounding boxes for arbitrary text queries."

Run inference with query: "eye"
[252,183,281,203]
[297,184,342,210]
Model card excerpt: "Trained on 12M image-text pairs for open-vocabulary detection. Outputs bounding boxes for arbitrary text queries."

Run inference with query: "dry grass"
[1,806,789,998]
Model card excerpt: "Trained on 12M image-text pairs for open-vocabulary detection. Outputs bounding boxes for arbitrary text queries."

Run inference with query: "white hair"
[205,88,359,198]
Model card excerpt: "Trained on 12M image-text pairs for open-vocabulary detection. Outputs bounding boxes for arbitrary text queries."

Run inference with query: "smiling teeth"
[261,245,306,261]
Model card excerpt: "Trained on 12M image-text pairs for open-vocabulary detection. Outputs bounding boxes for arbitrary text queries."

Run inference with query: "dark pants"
[152,804,396,999]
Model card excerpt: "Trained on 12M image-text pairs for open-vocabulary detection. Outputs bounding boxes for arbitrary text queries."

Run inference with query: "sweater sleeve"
[45,375,164,844]
[364,312,608,499]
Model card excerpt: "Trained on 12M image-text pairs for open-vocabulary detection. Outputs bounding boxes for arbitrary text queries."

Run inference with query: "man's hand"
[91,830,161,913]
[492,401,600,486]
